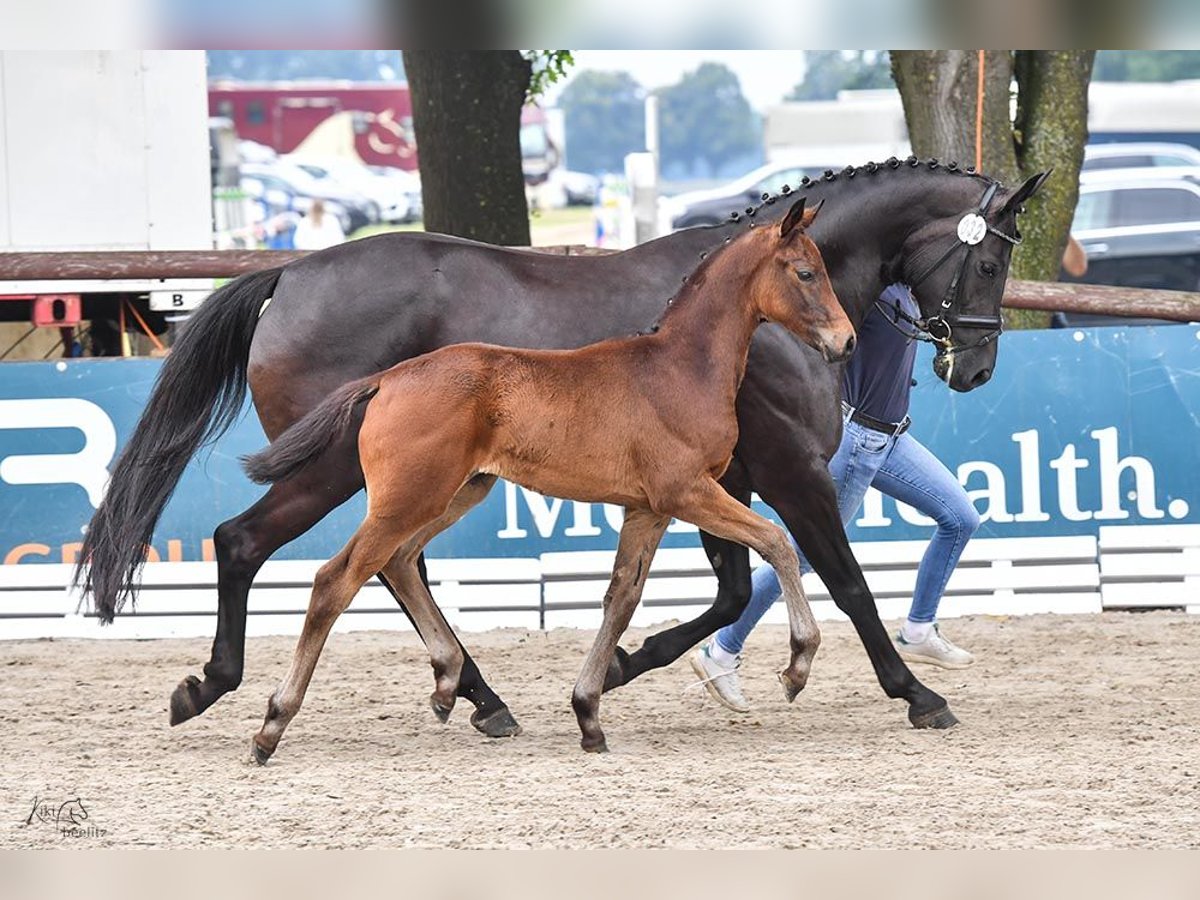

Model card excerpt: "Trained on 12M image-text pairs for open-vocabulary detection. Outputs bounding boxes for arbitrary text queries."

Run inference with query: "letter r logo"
[0,399,117,508]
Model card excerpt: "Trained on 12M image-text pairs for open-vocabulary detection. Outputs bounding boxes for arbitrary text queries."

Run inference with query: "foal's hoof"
[580,735,609,754]
[909,703,960,730]
[778,670,808,703]
[169,675,203,726]
[470,705,523,739]
[250,738,274,766]
[430,696,455,724]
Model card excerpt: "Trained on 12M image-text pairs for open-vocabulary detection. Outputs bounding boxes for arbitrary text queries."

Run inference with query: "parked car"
[555,170,600,206]
[240,160,379,234]
[368,166,424,221]
[287,156,423,224]
[659,150,907,231]
[1081,142,1200,173]
[238,170,354,235]
[1055,175,1200,327]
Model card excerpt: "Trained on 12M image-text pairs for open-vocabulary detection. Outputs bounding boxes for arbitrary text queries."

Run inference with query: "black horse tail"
[76,267,283,623]
[241,377,380,486]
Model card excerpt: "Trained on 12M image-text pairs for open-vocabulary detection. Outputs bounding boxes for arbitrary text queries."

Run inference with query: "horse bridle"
[879,180,1020,357]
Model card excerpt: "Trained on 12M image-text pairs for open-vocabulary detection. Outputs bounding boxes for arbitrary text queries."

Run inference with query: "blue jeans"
[715,415,981,655]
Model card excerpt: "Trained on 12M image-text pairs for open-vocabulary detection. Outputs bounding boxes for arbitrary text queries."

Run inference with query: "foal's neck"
[651,237,763,398]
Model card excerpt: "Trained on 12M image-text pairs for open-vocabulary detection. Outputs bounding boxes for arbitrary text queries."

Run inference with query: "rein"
[884,180,1021,357]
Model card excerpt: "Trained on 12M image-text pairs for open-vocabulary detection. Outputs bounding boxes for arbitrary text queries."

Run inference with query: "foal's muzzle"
[818,329,857,364]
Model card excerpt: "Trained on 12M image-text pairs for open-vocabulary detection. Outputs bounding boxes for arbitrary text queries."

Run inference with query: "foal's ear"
[780,196,806,238]
[999,170,1052,216]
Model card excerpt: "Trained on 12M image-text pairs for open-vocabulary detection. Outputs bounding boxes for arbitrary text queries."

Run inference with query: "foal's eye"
[979,261,998,278]
[795,269,815,282]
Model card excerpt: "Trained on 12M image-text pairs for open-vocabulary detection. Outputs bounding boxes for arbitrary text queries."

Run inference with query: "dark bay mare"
[240,199,853,759]
[78,158,1048,736]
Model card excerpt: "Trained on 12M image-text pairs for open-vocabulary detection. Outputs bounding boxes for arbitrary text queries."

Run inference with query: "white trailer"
[0,51,214,354]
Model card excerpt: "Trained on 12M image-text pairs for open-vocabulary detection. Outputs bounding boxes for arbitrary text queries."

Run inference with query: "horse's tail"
[241,377,381,486]
[76,267,283,623]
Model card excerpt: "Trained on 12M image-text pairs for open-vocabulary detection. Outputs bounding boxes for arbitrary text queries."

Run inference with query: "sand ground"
[3,612,1197,848]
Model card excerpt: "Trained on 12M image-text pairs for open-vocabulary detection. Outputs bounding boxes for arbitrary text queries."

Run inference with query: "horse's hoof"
[602,646,631,692]
[778,670,807,703]
[430,696,455,724]
[250,738,273,766]
[169,675,202,726]
[470,705,522,739]
[581,735,609,754]
[909,703,959,730]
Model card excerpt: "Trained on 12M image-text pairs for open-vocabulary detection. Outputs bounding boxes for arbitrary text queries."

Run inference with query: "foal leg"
[251,447,473,764]
[376,475,520,737]
[572,508,670,752]
[380,557,519,737]
[668,477,820,701]
[604,459,755,691]
[251,510,414,764]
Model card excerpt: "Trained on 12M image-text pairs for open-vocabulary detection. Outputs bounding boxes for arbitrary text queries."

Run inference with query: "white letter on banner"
[1049,444,1093,521]
[958,461,1012,523]
[855,487,892,527]
[0,398,116,508]
[1011,430,1051,522]
[563,501,602,537]
[895,501,935,526]
[497,483,567,538]
[1092,426,1164,520]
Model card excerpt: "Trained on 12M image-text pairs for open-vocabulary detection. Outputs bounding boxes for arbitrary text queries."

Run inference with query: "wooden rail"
[2,247,1198,322]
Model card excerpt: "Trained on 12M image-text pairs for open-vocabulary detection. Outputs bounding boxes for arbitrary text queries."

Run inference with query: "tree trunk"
[890,50,1095,328]
[891,50,1017,180]
[404,51,532,246]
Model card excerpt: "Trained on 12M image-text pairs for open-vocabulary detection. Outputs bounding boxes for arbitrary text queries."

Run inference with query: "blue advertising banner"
[1,324,1197,566]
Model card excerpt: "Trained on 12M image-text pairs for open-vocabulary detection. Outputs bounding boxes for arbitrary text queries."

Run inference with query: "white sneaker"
[689,640,751,713]
[895,624,975,670]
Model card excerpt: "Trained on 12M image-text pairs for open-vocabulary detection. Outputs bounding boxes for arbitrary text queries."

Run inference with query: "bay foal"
[242,198,855,760]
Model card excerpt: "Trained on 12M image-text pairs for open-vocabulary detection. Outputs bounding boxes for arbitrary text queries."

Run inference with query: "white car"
[659,146,911,232]
[287,156,422,224]
[1081,142,1200,173]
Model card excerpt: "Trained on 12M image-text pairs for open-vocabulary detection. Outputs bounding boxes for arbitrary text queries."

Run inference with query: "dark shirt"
[842,283,919,424]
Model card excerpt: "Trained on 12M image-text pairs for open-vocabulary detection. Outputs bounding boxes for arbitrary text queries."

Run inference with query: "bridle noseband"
[880,181,1021,357]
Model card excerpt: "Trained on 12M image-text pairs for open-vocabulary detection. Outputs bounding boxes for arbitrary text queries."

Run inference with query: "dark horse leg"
[604,455,957,728]
[168,455,518,735]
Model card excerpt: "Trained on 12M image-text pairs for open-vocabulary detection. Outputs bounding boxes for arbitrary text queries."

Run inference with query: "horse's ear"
[999,170,1051,216]
[780,196,807,238]
[801,197,825,228]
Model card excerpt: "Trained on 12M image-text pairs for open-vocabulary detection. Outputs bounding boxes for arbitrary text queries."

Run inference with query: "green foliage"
[526,51,575,101]
[557,70,646,174]
[657,62,759,177]
[1093,50,1200,81]
[788,51,893,101]
[206,51,404,82]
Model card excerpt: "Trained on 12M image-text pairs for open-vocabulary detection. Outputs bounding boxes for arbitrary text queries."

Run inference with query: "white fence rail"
[0,527,1194,641]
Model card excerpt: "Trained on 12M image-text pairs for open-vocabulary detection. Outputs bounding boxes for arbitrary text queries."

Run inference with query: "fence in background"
[2,248,1199,321]
[1,525,1195,641]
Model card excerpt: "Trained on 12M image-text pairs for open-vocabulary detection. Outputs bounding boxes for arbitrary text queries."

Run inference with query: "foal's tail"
[241,377,381,485]
[76,267,283,623]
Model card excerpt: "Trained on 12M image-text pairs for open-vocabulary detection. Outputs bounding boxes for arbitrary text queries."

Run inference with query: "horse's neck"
[674,171,986,330]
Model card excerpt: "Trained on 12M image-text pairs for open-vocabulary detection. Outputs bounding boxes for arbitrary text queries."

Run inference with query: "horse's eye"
[795,269,814,282]
[980,261,997,278]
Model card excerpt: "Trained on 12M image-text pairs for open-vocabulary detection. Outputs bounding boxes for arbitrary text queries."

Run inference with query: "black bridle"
[878,180,1021,357]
